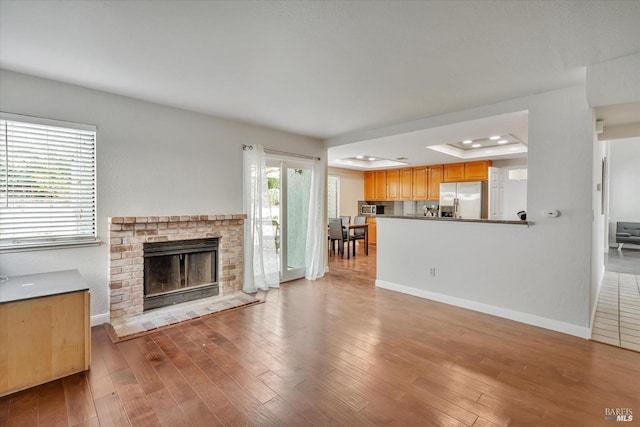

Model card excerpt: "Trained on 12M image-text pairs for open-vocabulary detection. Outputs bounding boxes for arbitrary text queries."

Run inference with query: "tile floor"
[108,292,261,341]
[591,270,640,352]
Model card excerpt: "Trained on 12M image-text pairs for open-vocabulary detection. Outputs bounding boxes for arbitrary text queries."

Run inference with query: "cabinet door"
[367,217,377,245]
[400,168,413,200]
[412,167,428,200]
[427,165,443,200]
[387,169,400,200]
[374,170,387,200]
[364,171,375,200]
[464,160,492,181]
[444,163,465,182]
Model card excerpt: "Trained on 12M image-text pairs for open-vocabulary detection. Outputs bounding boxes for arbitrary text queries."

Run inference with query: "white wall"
[328,167,364,220]
[373,86,595,337]
[0,70,323,322]
[608,137,640,248]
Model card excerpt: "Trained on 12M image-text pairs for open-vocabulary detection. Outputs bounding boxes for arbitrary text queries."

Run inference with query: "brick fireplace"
[108,214,245,324]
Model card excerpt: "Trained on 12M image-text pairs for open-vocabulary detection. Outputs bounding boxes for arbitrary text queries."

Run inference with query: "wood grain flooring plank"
[62,372,97,426]
[0,395,10,427]
[94,393,130,427]
[144,388,191,427]
[71,417,100,427]
[161,327,282,426]
[37,380,68,427]
[117,338,166,395]
[110,367,162,427]
[86,354,116,399]
[5,388,37,427]
[150,329,250,427]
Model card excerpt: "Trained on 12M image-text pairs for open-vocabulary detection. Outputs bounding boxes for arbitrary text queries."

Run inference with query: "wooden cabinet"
[443,163,465,182]
[444,161,492,182]
[367,216,377,245]
[400,168,413,200]
[427,165,443,200]
[364,171,375,200]
[386,169,400,200]
[464,160,492,181]
[412,167,428,200]
[363,161,491,201]
[374,170,387,200]
[1,290,91,397]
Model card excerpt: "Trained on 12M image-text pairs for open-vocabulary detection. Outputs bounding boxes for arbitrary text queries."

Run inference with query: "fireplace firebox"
[143,238,219,311]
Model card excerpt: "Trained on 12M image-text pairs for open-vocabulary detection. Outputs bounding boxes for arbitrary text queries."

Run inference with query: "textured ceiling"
[1,0,639,142]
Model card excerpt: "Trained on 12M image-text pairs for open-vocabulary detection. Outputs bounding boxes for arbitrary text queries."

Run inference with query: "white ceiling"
[1,0,639,165]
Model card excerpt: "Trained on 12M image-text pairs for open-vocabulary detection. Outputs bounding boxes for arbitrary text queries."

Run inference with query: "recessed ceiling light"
[356,155,364,159]
[369,157,376,161]
[472,144,481,148]
[463,140,473,144]
[498,140,508,144]
[490,136,500,140]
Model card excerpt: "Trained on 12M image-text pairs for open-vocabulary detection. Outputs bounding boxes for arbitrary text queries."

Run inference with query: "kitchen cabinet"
[400,168,413,200]
[444,161,492,182]
[427,165,444,200]
[387,169,400,200]
[374,170,387,200]
[367,216,377,245]
[443,163,465,182]
[0,270,91,397]
[464,160,492,181]
[364,171,375,200]
[412,167,428,200]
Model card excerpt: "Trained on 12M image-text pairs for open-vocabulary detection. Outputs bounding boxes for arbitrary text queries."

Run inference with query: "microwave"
[361,205,383,215]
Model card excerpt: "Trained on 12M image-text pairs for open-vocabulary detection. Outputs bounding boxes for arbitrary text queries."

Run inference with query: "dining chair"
[350,216,367,256]
[328,218,346,257]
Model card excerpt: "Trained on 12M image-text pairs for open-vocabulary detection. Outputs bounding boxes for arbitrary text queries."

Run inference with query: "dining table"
[345,223,368,258]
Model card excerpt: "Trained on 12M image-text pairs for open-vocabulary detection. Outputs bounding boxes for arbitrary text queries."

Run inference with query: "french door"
[266,158,312,282]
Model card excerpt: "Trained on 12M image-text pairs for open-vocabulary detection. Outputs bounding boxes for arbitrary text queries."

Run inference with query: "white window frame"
[327,175,340,219]
[0,112,98,252]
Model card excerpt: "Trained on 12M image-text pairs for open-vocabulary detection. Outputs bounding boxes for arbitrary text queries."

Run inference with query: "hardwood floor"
[2,244,639,426]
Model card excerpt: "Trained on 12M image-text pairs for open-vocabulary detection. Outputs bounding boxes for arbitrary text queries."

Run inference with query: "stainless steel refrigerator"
[439,181,487,219]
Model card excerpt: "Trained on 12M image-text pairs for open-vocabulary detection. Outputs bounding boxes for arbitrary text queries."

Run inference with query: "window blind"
[0,113,97,248]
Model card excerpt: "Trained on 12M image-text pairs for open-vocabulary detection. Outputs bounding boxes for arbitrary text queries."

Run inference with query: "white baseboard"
[376,279,591,339]
[91,312,110,327]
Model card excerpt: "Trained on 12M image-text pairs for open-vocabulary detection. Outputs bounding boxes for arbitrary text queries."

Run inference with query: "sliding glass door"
[266,158,312,281]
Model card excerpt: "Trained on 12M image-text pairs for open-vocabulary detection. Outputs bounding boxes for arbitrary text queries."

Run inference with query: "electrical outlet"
[429,267,436,277]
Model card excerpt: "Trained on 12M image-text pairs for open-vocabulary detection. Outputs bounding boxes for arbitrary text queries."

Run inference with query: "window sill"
[0,240,103,254]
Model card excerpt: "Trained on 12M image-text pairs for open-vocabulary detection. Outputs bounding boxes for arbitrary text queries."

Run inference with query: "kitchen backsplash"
[358,200,439,216]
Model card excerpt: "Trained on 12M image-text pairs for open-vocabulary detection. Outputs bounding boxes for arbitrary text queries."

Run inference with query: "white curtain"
[305,157,326,280]
[243,145,280,292]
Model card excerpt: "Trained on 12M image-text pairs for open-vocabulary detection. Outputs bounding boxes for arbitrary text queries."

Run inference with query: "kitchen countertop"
[376,214,532,226]
[0,269,89,304]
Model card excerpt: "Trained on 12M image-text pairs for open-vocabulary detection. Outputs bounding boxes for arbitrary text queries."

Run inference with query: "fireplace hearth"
[143,238,219,311]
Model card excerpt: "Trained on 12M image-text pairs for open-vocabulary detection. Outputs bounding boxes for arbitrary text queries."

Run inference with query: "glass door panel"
[266,159,311,282]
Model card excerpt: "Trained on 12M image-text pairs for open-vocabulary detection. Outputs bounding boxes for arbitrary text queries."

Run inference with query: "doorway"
[267,158,312,282]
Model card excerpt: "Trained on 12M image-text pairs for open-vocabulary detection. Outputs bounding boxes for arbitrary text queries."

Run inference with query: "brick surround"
[108,214,246,324]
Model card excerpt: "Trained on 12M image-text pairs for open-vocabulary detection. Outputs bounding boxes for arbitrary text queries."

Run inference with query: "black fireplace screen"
[143,238,219,310]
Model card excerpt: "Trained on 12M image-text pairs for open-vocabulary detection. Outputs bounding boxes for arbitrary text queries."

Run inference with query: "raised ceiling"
[1,1,639,143]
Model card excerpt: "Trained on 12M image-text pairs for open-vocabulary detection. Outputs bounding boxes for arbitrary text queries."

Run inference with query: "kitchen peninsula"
[373,212,588,339]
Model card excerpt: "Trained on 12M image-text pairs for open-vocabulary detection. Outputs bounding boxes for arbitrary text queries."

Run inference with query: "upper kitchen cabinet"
[374,170,387,200]
[443,160,492,182]
[387,169,400,200]
[427,165,443,200]
[364,171,375,200]
[443,163,465,182]
[412,167,428,200]
[464,160,492,181]
[400,168,413,200]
